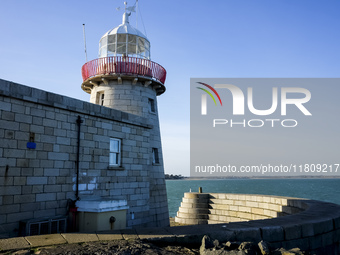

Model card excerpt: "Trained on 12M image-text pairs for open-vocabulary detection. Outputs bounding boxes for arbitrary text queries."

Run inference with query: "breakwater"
[175,192,340,254]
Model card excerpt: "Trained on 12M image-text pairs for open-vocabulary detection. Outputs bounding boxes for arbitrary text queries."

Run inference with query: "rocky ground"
[2,236,305,255]
[3,239,199,255]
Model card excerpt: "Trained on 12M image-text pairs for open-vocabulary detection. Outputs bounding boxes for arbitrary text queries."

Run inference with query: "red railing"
[81,56,166,84]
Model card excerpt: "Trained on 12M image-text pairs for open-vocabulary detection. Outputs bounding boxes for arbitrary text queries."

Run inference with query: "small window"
[148,98,155,113]
[110,138,121,166]
[97,92,105,106]
[100,93,105,106]
[152,148,159,164]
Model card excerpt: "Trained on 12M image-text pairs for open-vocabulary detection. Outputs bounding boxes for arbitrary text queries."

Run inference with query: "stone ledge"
[0,78,152,129]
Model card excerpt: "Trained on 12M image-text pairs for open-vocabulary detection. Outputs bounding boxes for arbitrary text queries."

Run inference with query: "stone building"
[0,7,169,237]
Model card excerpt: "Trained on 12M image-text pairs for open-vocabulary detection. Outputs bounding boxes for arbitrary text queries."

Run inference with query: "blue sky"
[0,0,339,176]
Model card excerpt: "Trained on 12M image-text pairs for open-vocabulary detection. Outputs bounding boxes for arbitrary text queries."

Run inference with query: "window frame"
[148,98,156,113]
[109,138,121,167]
[152,147,160,164]
[96,91,105,106]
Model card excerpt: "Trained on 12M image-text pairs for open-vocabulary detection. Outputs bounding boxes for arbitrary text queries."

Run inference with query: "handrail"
[81,56,166,85]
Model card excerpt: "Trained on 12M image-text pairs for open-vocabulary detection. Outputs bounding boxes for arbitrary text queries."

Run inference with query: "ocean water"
[166,178,340,217]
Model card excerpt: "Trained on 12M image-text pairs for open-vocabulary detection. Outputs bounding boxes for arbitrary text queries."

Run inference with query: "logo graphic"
[198,83,312,117]
[196,82,222,115]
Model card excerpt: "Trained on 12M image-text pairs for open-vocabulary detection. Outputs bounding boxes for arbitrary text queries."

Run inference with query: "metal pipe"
[75,115,83,200]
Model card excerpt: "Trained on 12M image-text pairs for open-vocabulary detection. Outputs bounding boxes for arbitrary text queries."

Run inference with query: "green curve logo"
[196,82,223,106]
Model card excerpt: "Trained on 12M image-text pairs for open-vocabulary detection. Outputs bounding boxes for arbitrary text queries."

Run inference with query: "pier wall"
[175,192,340,254]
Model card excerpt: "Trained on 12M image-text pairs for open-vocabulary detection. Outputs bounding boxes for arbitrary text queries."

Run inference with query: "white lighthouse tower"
[80,3,169,228]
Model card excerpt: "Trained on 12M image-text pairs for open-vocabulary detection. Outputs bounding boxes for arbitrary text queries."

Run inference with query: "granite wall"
[0,79,169,237]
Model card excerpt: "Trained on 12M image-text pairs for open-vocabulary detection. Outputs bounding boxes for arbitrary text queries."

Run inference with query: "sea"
[166,178,340,217]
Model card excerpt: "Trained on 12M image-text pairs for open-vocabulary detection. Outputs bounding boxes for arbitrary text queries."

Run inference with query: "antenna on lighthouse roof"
[136,0,138,29]
[82,24,88,62]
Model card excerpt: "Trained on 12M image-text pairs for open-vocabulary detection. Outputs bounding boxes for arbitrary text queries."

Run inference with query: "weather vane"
[116,1,136,13]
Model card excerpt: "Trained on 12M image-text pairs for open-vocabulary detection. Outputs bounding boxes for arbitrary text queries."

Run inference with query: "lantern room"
[81,3,166,96]
[98,12,150,60]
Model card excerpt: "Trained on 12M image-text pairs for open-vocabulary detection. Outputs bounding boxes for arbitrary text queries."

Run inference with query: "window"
[110,138,121,166]
[152,148,159,164]
[97,92,105,106]
[100,93,105,106]
[148,98,155,113]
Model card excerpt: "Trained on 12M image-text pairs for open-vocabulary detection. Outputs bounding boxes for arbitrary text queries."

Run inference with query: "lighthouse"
[79,3,169,228]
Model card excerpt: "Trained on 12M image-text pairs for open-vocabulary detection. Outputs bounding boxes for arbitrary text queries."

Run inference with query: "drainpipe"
[75,115,83,200]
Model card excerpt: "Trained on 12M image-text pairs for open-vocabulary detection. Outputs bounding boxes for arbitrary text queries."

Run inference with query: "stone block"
[221,199,234,205]
[21,168,33,176]
[3,147,25,158]
[33,168,44,176]
[13,194,35,204]
[13,177,26,186]
[234,200,246,206]
[44,185,61,193]
[46,201,59,209]
[33,209,56,218]
[333,216,340,229]
[27,176,47,185]
[322,231,334,247]
[309,234,323,250]
[43,118,57,128]
[31,108,45,117]
[3,195,13,205]
[268,204,282,211]
[236,212,251,220]
[0,204,20,214]
[36,193,56,202]
[61,233,99,244]
[233,227,262,242]
[246,201,259,208]
[334,229,340,242]
[283,238,309,251]
[0,101,11,111]
[2,111,14,121]
[26,234,67,247]
[0,186,21,195]
[48,152,69,160]
[229,205,238,211]
[30,124,44,134]
[261,226,284,242]
[32,116,43,125]
[253,214,268,220]
[44,168,60,176]
[313,218,334,235]
[21,186,32,195]
[11,104,25,114]
[283,224,302,240]
[32,185,44,193]
[0,177,13,186]
[0,237,30,251]
[0,120,20,130]
[57,137,70,145]
[20,203,40,212]
[19,123,30,132]
[251,208,264,215]
[57,193,66,200]
[7,211,33,223]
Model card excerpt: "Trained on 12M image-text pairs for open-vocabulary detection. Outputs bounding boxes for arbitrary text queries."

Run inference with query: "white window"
[97,92,105,106]
[148,98,155,113]
[152,148,159,164]
[110,138,121,166]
